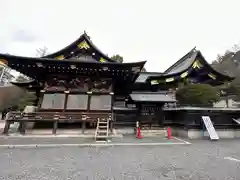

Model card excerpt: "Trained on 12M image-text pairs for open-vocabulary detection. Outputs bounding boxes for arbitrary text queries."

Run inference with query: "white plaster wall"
[171,127,188,138]
[188,129,203,139]
[172,128,239,139]
[213,100,227,108]
[234,130,240,138]
[217,130,235,138]
[214,99,237,108]
[188,129,236,139]
[23,106,36,113]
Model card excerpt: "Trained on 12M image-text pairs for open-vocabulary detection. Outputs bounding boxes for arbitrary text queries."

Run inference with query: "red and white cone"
[136,127,143,139]
[167,127,172,139]
[136,121,143,139]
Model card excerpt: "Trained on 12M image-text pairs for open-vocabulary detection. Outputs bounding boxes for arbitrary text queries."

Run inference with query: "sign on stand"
[202,116,219,140]
[233,118,240,124]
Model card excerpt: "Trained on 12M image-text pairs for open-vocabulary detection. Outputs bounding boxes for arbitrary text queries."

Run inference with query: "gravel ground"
[0,140,240,180]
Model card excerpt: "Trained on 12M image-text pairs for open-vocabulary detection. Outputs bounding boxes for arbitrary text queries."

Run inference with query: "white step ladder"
[202,116,219,140]
[95,117,109,142]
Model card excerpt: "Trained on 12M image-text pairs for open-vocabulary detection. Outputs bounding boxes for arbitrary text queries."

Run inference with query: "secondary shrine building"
[0,32,234,131]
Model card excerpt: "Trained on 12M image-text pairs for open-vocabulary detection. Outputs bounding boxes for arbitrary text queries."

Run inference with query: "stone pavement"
[0,139,240,179]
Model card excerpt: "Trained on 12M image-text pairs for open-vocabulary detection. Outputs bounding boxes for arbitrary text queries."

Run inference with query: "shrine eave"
[135,72,163,83]
[0,53,145,81]
[130,92,176,102]
[11,80,42,89]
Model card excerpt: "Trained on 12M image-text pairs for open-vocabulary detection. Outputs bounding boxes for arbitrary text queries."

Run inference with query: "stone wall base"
[24,106,37,129]
[171,127,240,139]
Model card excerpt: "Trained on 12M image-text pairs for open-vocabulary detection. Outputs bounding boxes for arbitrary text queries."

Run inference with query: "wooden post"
[52,120,58,134]
[136,103,141,129]
[82,121,86,134]
[110,120,113,133]
[19,122,26,135]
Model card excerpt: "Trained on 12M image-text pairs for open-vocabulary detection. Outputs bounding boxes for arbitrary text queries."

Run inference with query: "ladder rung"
[96,135,108,138]
[98,126,108,128]
[99,122,108,124]
[95,118,109,141]
[96,140,107,143]
[98,130,107,133]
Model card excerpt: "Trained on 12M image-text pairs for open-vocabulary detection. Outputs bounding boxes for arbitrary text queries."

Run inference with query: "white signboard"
[202,116,219,140]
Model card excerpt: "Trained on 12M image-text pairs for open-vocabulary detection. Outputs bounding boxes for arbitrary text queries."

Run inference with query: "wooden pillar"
[63,93,69,112]
[3,121,10,135]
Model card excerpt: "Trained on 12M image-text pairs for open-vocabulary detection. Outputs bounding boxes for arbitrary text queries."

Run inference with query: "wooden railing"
[3,111,112,135]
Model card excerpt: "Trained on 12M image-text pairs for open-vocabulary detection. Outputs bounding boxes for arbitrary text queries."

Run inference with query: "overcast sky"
[0,0,240,72]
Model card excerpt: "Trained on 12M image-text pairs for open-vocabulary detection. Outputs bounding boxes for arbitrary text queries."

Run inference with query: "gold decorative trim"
[150,80,159,85]
[0,59,8,66]
[77,40,90,49]
[100,57,105,63]
[208,73,216,80]
[180,71,188,78]
[55,55,64,60]
[165,77,174,82]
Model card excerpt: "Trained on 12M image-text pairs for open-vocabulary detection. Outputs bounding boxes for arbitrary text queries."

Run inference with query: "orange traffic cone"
[167,127,172,139]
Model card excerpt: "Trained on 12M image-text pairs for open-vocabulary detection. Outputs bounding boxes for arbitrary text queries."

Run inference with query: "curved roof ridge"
[164,47,196,73]
[196,50,234,80]
[42,32,86,58]
[42,32,117,63]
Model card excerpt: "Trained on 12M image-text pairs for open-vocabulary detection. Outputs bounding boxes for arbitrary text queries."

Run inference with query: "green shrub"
[176,84,220,107]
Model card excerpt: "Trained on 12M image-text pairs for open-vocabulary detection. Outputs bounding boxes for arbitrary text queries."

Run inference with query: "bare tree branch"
[36,46,48,57]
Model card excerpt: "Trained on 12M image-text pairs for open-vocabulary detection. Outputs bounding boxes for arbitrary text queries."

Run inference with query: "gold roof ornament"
[77,40,90,49]
[192,60,202,69]
[100,57,105,63]
[180,71,188,78]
